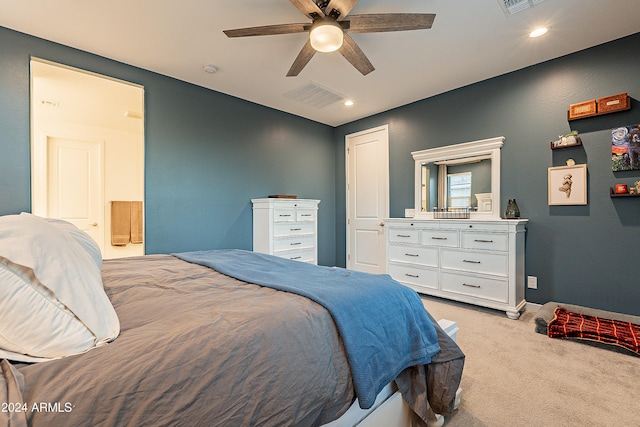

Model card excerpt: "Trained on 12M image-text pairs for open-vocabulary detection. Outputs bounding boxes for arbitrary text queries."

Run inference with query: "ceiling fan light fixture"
[309,20,344,53]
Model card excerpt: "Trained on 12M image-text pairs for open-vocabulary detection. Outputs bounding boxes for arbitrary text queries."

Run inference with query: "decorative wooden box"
[568,100,597,120]
[597,93,630,114]
[268,194,297,199]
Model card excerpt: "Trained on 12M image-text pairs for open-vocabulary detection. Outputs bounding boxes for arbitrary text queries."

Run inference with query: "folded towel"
[130,201,143,244]
[111,201,131,246]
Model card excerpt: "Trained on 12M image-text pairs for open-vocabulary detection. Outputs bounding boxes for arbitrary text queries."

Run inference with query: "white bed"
[0,213,464,426]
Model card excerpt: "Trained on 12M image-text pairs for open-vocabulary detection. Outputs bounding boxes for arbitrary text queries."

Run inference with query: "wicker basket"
[433,208,470,219]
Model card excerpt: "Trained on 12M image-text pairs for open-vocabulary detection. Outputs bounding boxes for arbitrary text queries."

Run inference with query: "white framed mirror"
[412,136,504,219]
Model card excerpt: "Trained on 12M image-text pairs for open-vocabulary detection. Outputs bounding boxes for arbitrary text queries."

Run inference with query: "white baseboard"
[525,302,542,312]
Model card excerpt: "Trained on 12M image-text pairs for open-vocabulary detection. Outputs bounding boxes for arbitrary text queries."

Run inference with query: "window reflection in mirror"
[448,172,472,208]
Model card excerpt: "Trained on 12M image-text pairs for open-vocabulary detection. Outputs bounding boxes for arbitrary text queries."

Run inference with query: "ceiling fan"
[223,0,435,76]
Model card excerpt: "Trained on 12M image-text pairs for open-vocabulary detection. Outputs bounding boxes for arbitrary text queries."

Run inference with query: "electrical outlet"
[527,275,538,289]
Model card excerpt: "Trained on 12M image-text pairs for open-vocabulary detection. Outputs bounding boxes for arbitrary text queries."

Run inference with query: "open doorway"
[30,59,145,259]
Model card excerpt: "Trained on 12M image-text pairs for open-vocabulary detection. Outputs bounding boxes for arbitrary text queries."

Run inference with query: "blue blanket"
[173,249,440,409]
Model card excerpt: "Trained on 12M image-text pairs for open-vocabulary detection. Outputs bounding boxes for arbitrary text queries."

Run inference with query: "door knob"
[91,223,98,227]
[379,222,385,227]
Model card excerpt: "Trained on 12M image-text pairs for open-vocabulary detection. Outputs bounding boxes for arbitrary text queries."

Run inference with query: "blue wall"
[2,24,640,315]
[334,33,640,315]
[0,26,337,265]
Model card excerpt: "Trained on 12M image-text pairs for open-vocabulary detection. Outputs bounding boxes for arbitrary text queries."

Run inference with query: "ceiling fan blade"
[223,23,308,38]
[325,0,359,20]
[343,13,436,33]
[287,40,317,77]
[339,34,374,75]
[289,0,324,20]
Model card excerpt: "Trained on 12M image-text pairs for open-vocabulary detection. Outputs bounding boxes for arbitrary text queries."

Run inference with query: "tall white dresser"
[251,198,320,264]
[386,218,527,319]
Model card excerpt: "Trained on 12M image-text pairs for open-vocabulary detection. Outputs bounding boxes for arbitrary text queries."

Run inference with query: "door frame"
[30,57,145,259]
[345,124,390,270]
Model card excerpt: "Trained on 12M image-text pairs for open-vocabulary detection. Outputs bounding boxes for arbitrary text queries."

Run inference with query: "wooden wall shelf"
[610,187,640,198]
[550,139,582,150]
[568,105,631,121]
[568,93,631,121]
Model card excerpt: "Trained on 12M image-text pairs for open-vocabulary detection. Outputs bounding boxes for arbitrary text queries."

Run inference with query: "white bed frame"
[323,319,462,427]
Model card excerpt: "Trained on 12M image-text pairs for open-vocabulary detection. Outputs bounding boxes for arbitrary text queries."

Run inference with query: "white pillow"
[38,215,103,269]
[0,214,119,362]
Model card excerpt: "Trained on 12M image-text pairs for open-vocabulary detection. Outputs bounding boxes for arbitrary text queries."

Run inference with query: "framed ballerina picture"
[548,164,587,205]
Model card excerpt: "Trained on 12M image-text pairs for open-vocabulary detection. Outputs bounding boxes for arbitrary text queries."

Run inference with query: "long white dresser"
[386,218,528,319]
[252,198,320,264]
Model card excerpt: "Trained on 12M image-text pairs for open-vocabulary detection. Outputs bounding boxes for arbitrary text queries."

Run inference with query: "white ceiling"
[31,60,144,135]
[2,0,640,127]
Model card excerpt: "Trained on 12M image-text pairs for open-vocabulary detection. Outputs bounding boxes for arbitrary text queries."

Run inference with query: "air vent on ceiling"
[498,0,544,16]
[283,82,345,109]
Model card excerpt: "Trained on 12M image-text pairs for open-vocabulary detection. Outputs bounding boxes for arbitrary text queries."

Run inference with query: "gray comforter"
[2,254,463,426]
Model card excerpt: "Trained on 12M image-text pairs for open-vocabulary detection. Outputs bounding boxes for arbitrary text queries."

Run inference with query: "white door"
[47,136,104,250]
[346,125,389,274]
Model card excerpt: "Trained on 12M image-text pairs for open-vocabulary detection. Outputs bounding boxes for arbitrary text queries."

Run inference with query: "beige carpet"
[420,296,640,427]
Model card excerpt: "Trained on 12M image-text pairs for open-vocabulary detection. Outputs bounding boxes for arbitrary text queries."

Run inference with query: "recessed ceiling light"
[344,100,354,107]
[529,27,548,38]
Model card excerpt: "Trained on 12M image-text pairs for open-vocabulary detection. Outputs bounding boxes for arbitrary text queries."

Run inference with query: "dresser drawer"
[441,272,508,303]
[274,248,316,263]
[273,235,316,251]
[388,264,438,290]
[274,222,315,237]
[420,230,459,247]
[274,208,296,222]
[441,249,508,277]
[388,229,420,244]
[445,222,509,232]
[461,231,508,252]
[296,209,316,222]
[388,245,438,267]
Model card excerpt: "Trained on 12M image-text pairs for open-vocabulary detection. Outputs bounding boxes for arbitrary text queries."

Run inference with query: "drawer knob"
[405,273,419,278]
[431,237,448,240]
[404,253,419,257]
[290,242,302,246]
[463,259,481,264]
[397,234,411,238]
[301,214,312,217]
[290,228,302,231]
[279,214,292,217]
[474,239,494,243]
[291,256,302,260]
[462,283,481,288]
